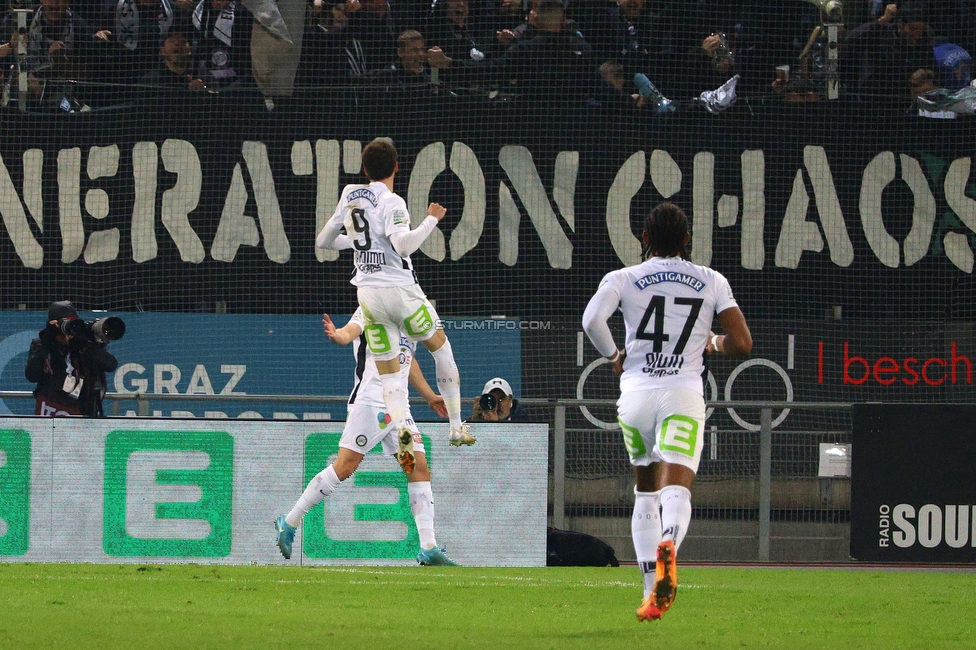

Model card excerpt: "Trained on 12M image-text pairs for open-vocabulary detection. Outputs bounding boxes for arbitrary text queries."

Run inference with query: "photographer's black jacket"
[25,326,118,417]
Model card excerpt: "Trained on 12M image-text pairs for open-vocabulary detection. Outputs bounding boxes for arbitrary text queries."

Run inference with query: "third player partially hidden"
[582,202,753,622]
[317,138,476,471]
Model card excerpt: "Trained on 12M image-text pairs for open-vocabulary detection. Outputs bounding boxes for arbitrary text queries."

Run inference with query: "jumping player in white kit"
[582,202,753,622]
[316,138,475,476]
[274,309,460,566]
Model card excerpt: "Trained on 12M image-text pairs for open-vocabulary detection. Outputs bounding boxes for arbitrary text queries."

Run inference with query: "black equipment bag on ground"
[546,527,620,567]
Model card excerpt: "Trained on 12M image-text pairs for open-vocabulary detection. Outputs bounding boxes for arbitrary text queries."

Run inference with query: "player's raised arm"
[322,314,363,346]
[389,203,444,257]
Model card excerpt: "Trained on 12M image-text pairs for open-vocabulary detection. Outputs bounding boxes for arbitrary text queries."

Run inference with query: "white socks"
[430,341,462,430]
[380,371,408,428]
[632,490,662,599]
[408,481,437,550]
[285,465,341,527]
[633,485,692,598]
[660,485,693,551]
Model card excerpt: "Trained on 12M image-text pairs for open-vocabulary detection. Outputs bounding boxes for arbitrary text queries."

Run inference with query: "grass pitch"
[1,563,974,649]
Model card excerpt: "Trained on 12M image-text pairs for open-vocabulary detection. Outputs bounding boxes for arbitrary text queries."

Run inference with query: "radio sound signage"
[851,404,976,562]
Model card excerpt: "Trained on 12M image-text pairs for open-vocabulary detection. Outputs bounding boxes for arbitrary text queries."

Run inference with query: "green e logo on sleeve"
[103,430,233,557]
[0,429,31,556]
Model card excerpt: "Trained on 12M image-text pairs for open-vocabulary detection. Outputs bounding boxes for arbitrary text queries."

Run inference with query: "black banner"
[851,404,976,562]
[1,92,975,319]
[2,90,976,413]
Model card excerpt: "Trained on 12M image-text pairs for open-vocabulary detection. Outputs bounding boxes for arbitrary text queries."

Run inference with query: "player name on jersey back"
[614,257,737,395]
[634,271,706,292]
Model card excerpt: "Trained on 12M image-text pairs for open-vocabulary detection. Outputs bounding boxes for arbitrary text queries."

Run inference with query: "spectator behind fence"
[0,0,110,109]
[575,0,673,86]
[667,1,762,100]
[428,0,602,105]
[297,0,351,86]
[327,0,398,77]
[0,0,110,77]
[95,0,174,83]
[190,0,252,90]
[491,0,587,58]
[369,28,449,89]
[427,0,494,64]
[25,301,119,417]
[842,3,935,97]
[597,58,644,108]
[142,29,205,90]
[470,377,530,422]
[490,0,526,52]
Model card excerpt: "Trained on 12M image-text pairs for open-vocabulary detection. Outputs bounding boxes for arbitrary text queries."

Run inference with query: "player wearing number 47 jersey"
[316,138,475,456]
[582,202,753,623]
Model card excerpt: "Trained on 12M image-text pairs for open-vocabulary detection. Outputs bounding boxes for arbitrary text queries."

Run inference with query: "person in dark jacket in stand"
[427,0,602,104]
[25,301,118,417]
[842,3,935,97]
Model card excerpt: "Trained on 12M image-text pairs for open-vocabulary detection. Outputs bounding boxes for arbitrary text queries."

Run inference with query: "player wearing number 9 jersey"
[316,139,476,457]
[582,202,752,623]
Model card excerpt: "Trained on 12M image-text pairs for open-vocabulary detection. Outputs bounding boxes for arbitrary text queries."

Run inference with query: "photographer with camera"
[470,377,530,422]
[24,301,123,417]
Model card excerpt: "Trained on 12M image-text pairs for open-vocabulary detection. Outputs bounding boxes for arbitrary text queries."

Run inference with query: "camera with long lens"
[58,316,126,344]
[479,393,498,413]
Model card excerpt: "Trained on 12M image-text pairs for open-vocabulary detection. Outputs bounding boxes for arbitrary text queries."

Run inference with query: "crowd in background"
[1,0,974,113]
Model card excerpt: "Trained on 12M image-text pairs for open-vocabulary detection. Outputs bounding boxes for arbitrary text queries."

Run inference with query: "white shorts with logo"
[357,284,441,361]
[616,387,706,473]
[339,403,426,457]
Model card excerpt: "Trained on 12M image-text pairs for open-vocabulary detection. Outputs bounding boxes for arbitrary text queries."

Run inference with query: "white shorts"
[357,284,441,361]
[616,387,706,474]
[339,403,426,457]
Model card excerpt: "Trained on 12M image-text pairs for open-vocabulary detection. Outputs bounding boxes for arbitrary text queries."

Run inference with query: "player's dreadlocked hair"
[641,202,690,261]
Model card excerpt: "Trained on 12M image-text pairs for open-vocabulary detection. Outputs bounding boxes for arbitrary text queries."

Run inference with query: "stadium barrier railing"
[0,391,853,563]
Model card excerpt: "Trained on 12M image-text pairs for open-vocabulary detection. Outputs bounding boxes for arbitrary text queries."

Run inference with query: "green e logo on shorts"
[404,305,434,337]
[618,419,647,458]
[659,416,699,457]
[0,429,31,556]
[364,324,392,354]
[301,432,419,560]
[103,430,234,557]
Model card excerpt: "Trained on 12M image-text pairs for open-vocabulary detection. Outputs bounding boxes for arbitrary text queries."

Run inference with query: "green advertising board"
[0,418,546,566]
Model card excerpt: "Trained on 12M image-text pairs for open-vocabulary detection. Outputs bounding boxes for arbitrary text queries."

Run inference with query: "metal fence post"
[759,407,772,561]
[553,403,566,530]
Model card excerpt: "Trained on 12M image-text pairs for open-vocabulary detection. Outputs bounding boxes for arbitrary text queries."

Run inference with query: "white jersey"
[347,308,416,409]
[600,256,738,395]
[329,182,417,287]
